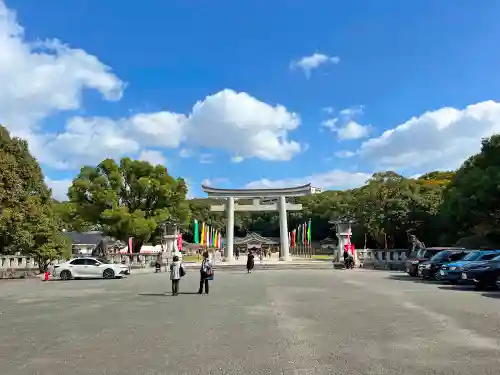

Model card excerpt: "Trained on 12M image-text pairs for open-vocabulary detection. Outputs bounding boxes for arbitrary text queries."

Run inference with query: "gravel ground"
[1,269,500,374]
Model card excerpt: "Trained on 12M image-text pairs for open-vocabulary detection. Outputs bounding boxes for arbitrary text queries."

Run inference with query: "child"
[169,255,182,296]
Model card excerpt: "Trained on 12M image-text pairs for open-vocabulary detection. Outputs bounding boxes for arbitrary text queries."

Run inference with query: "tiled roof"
[65,231,104,245]
[234,232,279,245]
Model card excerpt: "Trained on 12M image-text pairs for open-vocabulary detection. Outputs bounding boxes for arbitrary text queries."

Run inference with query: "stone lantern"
[159,221,182,260]
[329,217,357,267]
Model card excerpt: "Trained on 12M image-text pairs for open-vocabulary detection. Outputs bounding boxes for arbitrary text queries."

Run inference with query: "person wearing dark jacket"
[247,251,255,273]
[343,249,349,269]
[198,251,212,294]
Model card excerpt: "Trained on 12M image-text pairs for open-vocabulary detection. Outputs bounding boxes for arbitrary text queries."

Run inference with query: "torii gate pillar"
[278,195,290,261]
[201,184,313,263]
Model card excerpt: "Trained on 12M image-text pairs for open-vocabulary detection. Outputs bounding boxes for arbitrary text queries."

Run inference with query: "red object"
[128,237,133,253]
[44,272,49,281]
[178,233,183,251]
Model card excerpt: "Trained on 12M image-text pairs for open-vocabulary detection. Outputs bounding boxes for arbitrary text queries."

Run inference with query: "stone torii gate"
[201,184,313,262]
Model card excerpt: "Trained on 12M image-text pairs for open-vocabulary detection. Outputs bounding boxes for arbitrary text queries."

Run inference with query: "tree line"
[2,123,500,269]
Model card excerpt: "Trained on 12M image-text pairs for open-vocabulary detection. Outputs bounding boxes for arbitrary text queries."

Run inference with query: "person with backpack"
[169,255,184,296]
[198,251,213,295]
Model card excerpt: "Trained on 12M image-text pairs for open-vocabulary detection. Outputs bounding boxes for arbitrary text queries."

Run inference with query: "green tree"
[441,135,500,244]
[69,158,190,252]
[0,125,71,268]
[53,201,95,232]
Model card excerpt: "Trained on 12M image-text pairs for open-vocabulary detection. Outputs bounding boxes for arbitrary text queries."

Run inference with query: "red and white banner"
[128,237,133,253]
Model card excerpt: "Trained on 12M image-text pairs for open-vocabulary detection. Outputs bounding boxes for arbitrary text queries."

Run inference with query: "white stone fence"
[357,248,408,270]
[0,253,167,278]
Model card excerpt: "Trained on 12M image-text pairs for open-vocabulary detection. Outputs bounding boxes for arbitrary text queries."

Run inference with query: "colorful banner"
[128,237,133,253]
[201,222,205,246]
[178,233,183,252]
[307,218,311,245]
[194,219,199,244]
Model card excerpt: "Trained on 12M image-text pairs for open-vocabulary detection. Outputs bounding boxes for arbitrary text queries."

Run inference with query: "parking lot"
[1,269,499,375]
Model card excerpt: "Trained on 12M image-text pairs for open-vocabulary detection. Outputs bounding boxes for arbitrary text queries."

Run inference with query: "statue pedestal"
[163,223,181,259]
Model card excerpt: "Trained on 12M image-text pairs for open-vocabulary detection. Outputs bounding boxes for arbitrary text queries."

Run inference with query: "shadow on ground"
[387,274,441,284]
[437,285,479,292]
[481,292,500,299]
[138,292,200,297]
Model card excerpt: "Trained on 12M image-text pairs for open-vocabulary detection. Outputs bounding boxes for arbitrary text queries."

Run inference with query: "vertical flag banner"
[128,237,133,253]
[303,223,307,245]
[297,224,302,246]
[178,233,183,252]
[307,218,312,246]
[201,223,205,246]
[194,219,199,244]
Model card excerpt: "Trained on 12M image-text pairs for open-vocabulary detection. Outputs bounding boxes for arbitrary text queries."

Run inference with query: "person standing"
[247,251,255,273]
[343,248,349,269]
[169,255,182,296]
[198,251,212,294]
[235,248,240,260]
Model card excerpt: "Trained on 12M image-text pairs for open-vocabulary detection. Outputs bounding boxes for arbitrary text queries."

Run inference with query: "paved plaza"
[1,269,500,375]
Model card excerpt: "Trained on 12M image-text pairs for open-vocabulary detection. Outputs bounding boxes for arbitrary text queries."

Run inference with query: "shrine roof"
[234,232,279,245]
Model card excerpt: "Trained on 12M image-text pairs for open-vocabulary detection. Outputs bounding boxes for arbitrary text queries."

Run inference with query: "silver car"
[54,257,129,280]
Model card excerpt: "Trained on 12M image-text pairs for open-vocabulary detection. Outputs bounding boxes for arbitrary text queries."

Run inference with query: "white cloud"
[0,3,303,172]
[34,89,302,169]
[245,169,371,191]
[336,120,371,140]
[321,118,338,130]
[231,155,244,163]
[201,177,229,187]
[290,53,340,77]
[321,105,370,141]
[0,2,123,137]
[184,89,301,161]
[359,100,500,171]
[36,116,140,169]
[335,150,356,158]
[339,105,364,118]
[45,177,72,201]
[138,150,166,165]
[179,148,194,158]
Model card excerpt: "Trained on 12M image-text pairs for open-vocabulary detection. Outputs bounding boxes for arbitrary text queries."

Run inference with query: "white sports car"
[54,257,129,280]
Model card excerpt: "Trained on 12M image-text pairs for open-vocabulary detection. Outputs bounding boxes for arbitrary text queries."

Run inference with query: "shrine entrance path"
[1,269,499,374]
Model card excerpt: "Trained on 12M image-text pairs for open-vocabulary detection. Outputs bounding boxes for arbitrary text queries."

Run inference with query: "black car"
[462,260,500,290]
[418,249,469,280]
[406,247,464,277]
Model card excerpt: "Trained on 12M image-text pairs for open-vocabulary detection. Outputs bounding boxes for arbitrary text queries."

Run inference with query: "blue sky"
[3,0,500,199]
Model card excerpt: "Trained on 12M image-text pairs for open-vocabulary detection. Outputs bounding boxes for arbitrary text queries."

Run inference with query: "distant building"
[311,187,323,194]
[64,231,104,255]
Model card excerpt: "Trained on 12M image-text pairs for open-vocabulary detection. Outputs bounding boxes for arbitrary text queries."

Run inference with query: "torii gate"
[201,184,313,262]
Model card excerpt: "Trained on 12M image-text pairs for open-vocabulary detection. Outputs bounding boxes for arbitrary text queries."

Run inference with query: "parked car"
[461,259,500,290]
[54,257,129,280]
[406,247,464,277]
[418,249,469,280]
[439,250,500,284]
